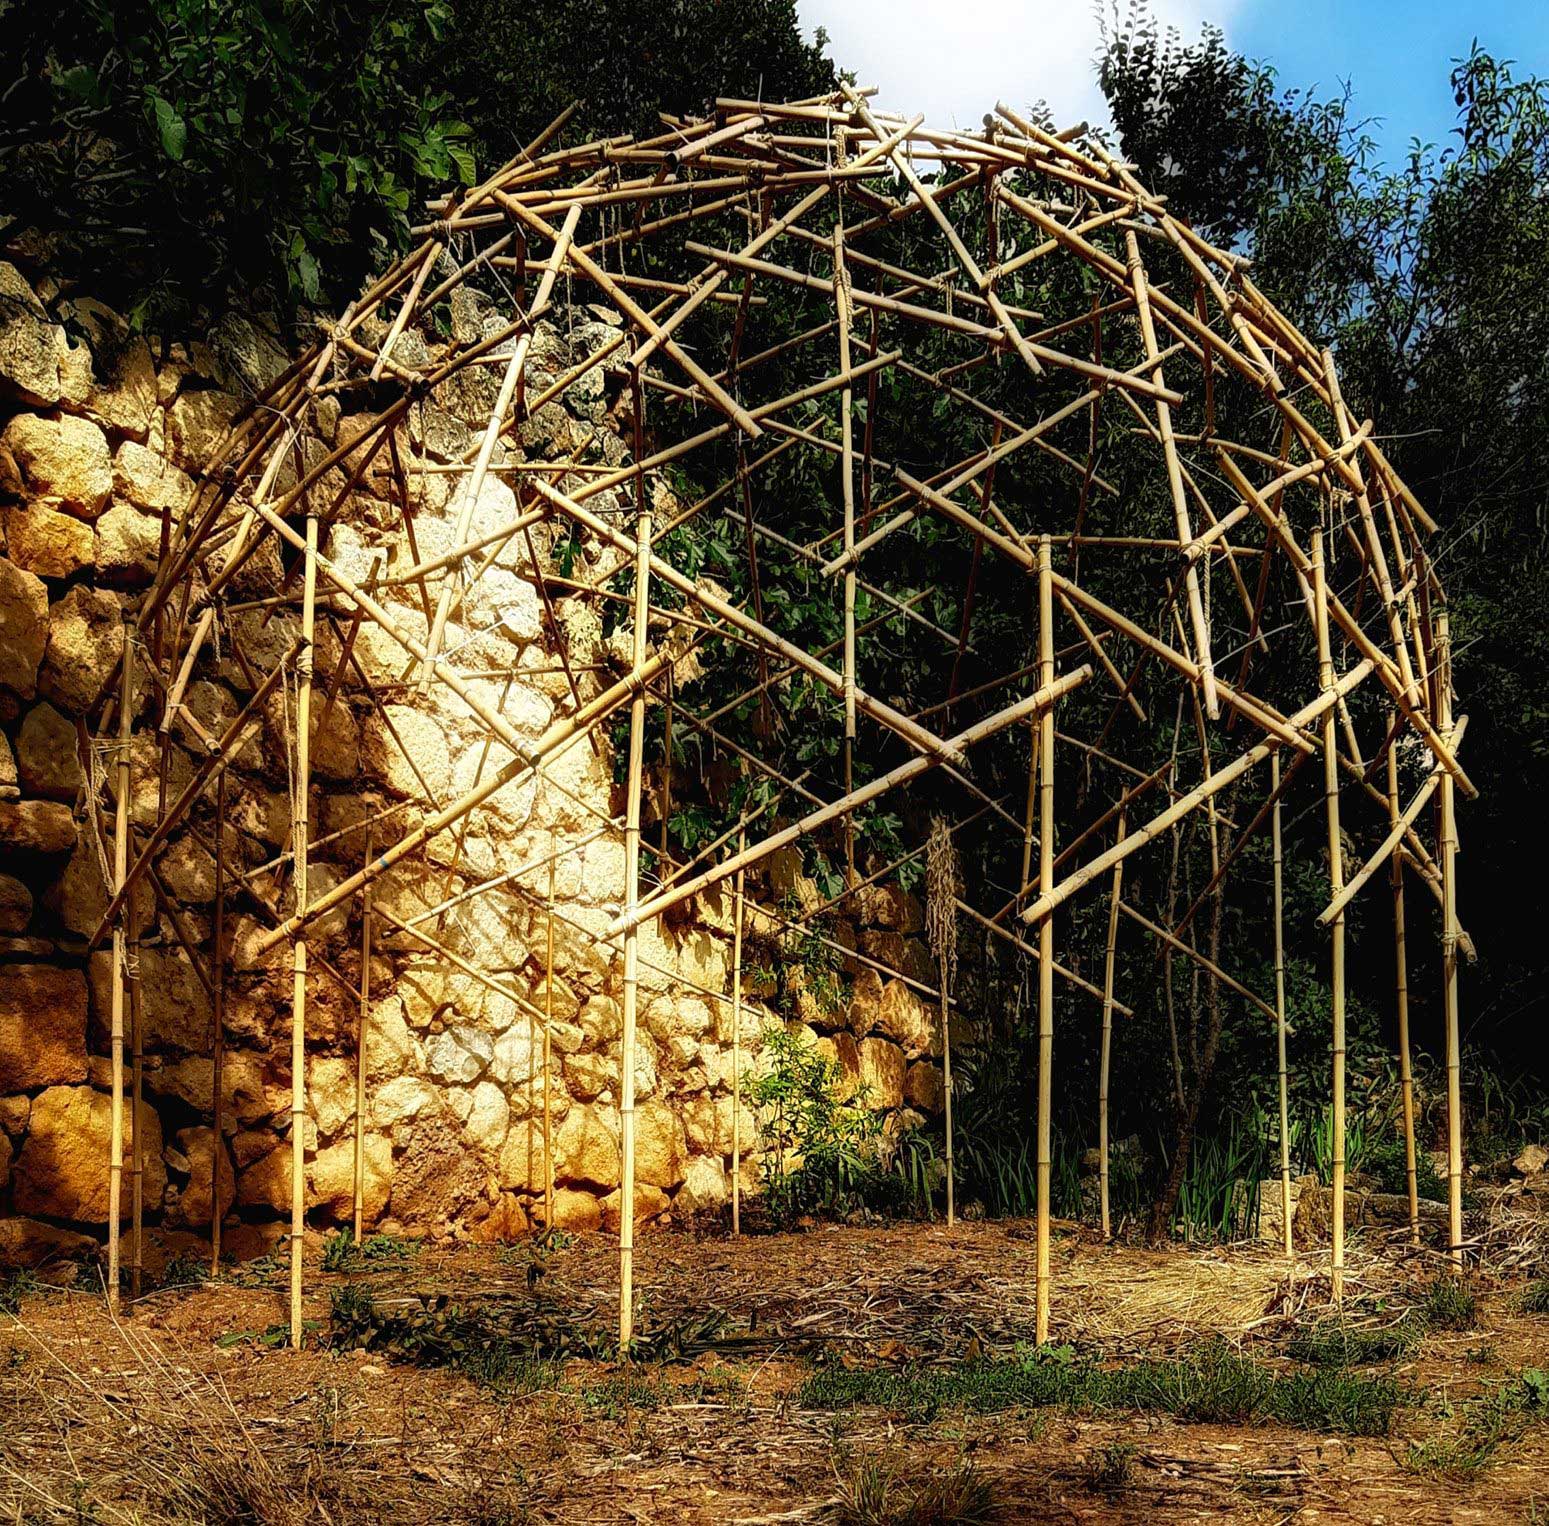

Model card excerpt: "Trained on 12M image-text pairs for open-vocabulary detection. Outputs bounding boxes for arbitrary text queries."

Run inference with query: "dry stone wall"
[0,259,945,1266]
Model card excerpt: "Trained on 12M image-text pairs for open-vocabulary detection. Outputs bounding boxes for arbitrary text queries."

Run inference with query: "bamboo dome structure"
[90,87,1472,1348]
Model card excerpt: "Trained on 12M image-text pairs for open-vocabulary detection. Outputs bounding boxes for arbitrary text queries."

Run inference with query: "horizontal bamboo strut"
[101,89,1467,1356]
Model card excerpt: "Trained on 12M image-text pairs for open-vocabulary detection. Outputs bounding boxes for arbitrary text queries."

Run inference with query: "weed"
[1420,1278,1478,1331]
[157,1252,208,1290]
[1287,1316,1422,1366]
[1519,1279,1549,1314]
[832,1449,993,1526]
[321,1230,419,1273]
[576,1371,665,1417]
[1405,1366,1549,1478]
[799,1344,1401,1437]
[0,1269,46,1314]
[1087,1440,1137,1493]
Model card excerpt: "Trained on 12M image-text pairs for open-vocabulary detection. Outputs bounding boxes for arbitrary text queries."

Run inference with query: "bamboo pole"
[289,512,318,1348]
[1272,752,1293,1260]
[618,375,651,1351]
[834,217,859,882]
[1313,527,1347,1303]
[352,830,373,1244]
[1388,727,1421,1245]
[1035,535,1056,1344]
[544,853,556,1233]
[1438,608,1464,1274]
[107,621,134,1312]
[731,838,746,1237]
[1098,809,1126,1240]
[211,767,228,1272]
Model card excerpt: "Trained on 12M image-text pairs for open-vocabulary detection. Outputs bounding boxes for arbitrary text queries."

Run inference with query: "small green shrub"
[1519,1280,1549,1314]
[833,1450,993,1526]
[751,1022,887,1226]
[1421,1278,1478,1332]
[321,1230,419,1274]
[1288,1317,1423,1366]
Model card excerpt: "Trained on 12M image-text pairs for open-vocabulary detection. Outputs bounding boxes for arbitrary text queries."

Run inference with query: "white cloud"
[795,0,1246,135]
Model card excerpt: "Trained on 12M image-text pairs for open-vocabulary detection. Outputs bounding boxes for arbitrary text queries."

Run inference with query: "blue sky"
[796,0,1549,165]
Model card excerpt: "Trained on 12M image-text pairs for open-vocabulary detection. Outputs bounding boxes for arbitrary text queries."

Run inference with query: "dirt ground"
[2,1220,1547,1523]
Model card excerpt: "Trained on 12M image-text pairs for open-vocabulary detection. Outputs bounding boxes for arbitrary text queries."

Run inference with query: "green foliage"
[1287,1317,1424,1367]
[1,0,833,322]
[1404,1367,1549,1478]
[1519,1280,1549,1315]
[750,1022,887,1225]
[831,1449,994,1526]
[800,1343,1402,1437]
[320,1230,419,1274]
[1420,1277,1478,1332]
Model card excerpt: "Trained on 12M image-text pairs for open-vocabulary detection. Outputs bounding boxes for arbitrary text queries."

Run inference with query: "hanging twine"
[925,814,959,981]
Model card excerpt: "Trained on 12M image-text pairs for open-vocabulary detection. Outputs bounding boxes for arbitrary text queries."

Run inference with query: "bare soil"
[2,1220,1546,1523]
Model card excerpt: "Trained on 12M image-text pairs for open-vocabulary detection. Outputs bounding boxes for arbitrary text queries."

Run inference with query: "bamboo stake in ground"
[926,816,958,1224]
[1387,727,1420,1245]
[211,768,228,1272]
[1098,808,1126,1240]
[290,513,319,1347]
[1035,534,1056,1343]
[1313,527,1347,1302]
[618,374,652,1350]
[1272,751,1293,1260]
[731,836,746,1237]
[352,829,373,1244]
[544,854,556,1232]
[107,621,134,1312]
[1438,608,1465,1273]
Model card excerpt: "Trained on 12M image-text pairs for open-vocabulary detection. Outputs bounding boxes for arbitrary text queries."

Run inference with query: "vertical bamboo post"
[1437,608,1464,1274]
[352,829,373,1244]
[1098,808,1126,1241]
[1035,534,1056,1343]
[926,817,958,1226]
[1312,527,1346,1302]
[211,767,228,1273]
[543,853,556,1233]
[128,847,144,1299]
[618,369,652,1350]
[1387,729,1420,1245]
[290,512,318,1347]
[834,220,858,883]
[107,620,134,1312]
[731,836,746,1237]
[1271,752,1293,1259]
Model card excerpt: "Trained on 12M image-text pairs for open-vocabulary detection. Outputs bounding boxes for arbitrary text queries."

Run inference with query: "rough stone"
[387,1121,487,1229]
[39,585,123,714]
[13,1085,165,1222]
[362,704,452,798]
[0,873,32,933]
[0,1216,99,1270]
[871,978,936,1059]
[0,558,48,698]
[94,504,163,586]
[857,1037,906,1111]
[309,1134,392,1222]
[1515,1143,1548,1177]
[462,1080,510,1158]
[903,1061,944,1113]
[82,336,159,440]
[0,263,61,405]
[113,441,193,514]
[1,413,112,518]
[16,702,81,800]
[3,504,95,578]
[0,799,76,853]
[236,1137,290,1214]
[166,389,241,470]
[635,1100,688,1190]
[426,1026,494,1084]
[676,1154,729,1215]
[0,1094,30,1135]
[556,1104,620,1189]
[172,1125,235,1229]
[600,1183,669,1232]
[0,964,87,1092]
[0,731,14,797]
[549,1187,602,1233]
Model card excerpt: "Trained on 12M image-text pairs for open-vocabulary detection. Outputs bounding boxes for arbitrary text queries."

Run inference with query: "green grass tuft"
[1287,1317,1422,1367]
[833,1451,993,1526]
[1420,1277,1478,1331]
[1518,1279,1549,1314]
[799,1344,1401,1437]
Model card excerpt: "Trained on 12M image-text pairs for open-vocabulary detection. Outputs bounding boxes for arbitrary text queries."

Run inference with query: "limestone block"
[0,964,87,1091]
[13,1085,165,1222]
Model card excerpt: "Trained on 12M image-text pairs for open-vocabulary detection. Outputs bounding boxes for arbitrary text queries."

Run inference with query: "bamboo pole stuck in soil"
[1272,752,1293,1260]
[544,854,556,1234]
[289,512,319,1348]
[926,817,959,1225]
[1438,608,1465,1274]
[107,619,134,1312]
[1098,809,1126,1240]
[1035,535,1056,1344]
[353,830,373,1245]
[618,374,652,1351]
[731,837,746,1237]
[1388,726,1421,1246]
[211,767,228,1272]
[1313,527,1347,1303]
